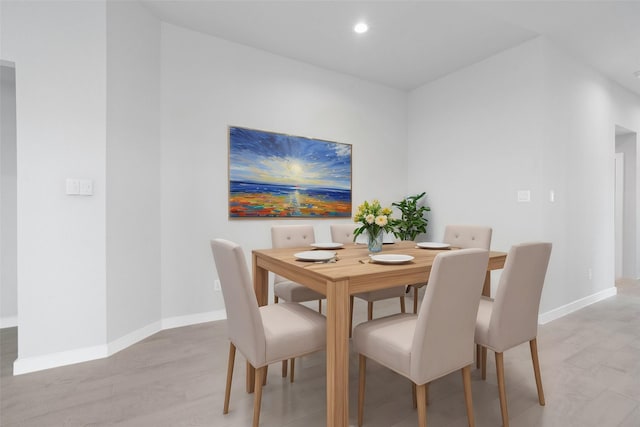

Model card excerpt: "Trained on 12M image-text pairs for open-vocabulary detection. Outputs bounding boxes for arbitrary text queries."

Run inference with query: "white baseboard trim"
[0,315,18,329]
[538,286,617,325]
[107,320,162,356]
[12,310,227,375]
[161,309,227,330]
[13,344,108,376]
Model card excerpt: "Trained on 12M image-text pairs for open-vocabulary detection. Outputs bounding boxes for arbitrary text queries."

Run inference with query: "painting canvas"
[228,126,352,218]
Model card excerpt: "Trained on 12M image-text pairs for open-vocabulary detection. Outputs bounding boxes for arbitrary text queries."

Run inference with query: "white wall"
[106,1,161,347]
[408,38,546,245]
[616,132,637,278]
[1,63,17,327]
[160,23,408,320]
[1,1,108,371]
[408,37,640,315]
[537,37,610,311]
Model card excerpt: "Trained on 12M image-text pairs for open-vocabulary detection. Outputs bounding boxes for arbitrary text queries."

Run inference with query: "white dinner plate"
[416,242,451,250]
[294,250,337,262]
[310,242,344,250]
[370,254,415,264]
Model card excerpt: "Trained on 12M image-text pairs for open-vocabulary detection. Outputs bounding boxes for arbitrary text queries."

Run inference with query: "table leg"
[482,271,491,297]
[253,257,269,306]
[326,279,350,427]
[248,254,269,393]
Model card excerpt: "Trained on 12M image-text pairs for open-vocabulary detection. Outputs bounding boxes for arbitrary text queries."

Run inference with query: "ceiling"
[141,1,640,95]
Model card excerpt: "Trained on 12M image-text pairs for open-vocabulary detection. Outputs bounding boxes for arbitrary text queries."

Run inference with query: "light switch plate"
[66,178,80,195]
[79,179,93,196]
[517,190,531,202]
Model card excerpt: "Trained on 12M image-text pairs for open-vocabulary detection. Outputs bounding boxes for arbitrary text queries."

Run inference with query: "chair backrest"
[210,239,266,367]
[488,242,552,351]
[443,225,492,249]
[411,248,489,384]
[271,225,315,284]
[330,224,355,244]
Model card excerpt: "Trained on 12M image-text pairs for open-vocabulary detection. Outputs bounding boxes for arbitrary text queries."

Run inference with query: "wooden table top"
[253,241,507,296]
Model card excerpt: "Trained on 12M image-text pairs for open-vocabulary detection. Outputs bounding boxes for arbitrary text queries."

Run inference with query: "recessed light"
[634,70,640,79]
[354,22,368,34]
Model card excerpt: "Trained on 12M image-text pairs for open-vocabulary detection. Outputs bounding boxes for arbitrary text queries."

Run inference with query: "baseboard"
[538,286,617,325]
[13,310,227,375]
[0,315,18,329]
[13,344,108,375]
[161,309,227,330]
[107,320,162,356]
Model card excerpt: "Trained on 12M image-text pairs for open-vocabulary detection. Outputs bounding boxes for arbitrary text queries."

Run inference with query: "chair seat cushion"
[355,286,406,302]
[260,302,326,365]
[475,296,493,349]
[353,313,416,378]
[274,280,325,302]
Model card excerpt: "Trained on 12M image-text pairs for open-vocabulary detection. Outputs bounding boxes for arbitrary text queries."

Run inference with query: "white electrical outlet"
[214,279,221,291]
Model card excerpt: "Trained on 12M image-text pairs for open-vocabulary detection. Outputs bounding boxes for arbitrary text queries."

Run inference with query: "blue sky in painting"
[229,127,352,190]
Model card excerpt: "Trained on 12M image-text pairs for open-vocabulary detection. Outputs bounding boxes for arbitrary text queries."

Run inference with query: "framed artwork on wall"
[228,126,352,218]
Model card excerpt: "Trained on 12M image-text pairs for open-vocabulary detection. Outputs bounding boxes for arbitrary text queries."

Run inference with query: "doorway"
[614,125,638,285]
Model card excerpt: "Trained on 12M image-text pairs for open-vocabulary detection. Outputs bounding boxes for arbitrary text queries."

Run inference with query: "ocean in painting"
[229,180,351,218]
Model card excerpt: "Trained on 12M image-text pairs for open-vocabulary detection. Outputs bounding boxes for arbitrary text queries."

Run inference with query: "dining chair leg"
[413,286,419,314]
[529,338,546,406]
[425,382,429,405]
[281,360,288,378]
[318,299,322,313]
[495,352,509,427]
[349,296,355,338]
[412,382,417,409]
[274,295,279,304]
[263,365,268,386]
[367,302,373,321]
[223,342,236,414]
[462,365,475,427]
[481,346,487,380]
[247,363,255,393]
[358,355,367,427]
[290,358,295,383]
[400,296,406,313]
[476,344,481,368]
[252,366,267,427]
[416,383,428,427]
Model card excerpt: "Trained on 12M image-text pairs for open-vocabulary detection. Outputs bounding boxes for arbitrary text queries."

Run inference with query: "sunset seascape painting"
[228,126,352,218]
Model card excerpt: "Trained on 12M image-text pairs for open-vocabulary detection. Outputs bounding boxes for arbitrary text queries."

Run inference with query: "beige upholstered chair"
[271,225,325,378]
[330,224,406,336]
[475,242,552,427]
[410,224,492,313]
[442,224,493,250]
[271,225,325,308]
[354,248,490,427]
[210,239,326,427]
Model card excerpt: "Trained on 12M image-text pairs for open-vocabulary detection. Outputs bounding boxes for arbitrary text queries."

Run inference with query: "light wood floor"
[2,283,640,427]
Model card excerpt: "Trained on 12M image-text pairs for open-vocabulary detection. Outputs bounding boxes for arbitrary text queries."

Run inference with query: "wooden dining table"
[251,240,507,427]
